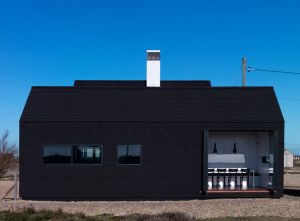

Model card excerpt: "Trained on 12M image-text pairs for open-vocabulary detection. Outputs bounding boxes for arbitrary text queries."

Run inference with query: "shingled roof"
[20,80,284,123]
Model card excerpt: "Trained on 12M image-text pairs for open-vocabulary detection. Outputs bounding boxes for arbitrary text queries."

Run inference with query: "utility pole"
[242,57,247,87]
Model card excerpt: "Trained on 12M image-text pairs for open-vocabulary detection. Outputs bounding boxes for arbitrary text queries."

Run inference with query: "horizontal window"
[73,146,102,164]
[118,144,141,165]
[43,146,72,164]
[43,145,102,164]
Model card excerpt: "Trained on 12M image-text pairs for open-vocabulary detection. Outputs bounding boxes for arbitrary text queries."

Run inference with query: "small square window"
[117,145,141,165]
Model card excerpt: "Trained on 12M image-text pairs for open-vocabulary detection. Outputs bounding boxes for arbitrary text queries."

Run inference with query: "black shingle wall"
[20,121,284,199]
[20,122,203,199]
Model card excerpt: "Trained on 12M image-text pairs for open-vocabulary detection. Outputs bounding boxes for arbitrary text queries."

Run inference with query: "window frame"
[117,144,142,165]
[72,145,103,165]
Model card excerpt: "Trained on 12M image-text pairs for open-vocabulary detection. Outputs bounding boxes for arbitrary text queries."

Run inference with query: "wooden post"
[201,130,209,194]
[14,170,17,201]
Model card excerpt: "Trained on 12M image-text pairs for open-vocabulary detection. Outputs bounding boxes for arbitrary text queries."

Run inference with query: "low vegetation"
[0,130,18,178]
[0,209,299,221]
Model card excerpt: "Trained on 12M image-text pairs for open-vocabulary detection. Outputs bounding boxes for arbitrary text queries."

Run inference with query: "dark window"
[118,145,141,165]
[147,52,160,60]
[43,146,72,163]
[73,146,102,164]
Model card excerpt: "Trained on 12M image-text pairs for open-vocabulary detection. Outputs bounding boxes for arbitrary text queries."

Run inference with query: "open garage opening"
[207,131,276,192]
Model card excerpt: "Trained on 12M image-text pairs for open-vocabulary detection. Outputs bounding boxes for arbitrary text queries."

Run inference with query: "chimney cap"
[147,50,160,53]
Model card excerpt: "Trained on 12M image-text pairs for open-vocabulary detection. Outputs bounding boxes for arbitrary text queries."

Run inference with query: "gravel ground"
[0,175,300,219]
[1,197,300,219]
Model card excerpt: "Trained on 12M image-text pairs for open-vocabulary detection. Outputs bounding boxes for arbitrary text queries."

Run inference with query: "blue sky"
[1,0,300,154]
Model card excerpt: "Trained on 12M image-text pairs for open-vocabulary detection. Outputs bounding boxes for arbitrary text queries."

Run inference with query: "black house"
[20,51,284,199]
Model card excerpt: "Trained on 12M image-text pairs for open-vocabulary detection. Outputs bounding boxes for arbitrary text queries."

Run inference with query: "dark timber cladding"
[19,80,284,199]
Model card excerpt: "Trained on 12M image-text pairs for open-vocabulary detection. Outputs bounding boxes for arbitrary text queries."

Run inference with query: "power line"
[285,143,300,146]
[248,67,300,75]
[278,97,300,101]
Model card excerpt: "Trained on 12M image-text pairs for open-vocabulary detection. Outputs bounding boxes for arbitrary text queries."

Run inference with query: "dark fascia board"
[212,86,274,89]
[74,80,212,88]
[31,86,74,89]
[19,120,285,124]
[30,85,276,90]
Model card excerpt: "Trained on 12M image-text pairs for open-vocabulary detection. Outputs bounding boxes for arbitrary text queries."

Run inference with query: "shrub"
[0,130,17,177]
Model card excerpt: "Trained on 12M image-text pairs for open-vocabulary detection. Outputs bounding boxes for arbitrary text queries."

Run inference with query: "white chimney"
[146,50,160,87]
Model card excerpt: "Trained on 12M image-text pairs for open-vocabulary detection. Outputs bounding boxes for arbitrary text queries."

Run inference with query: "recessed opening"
[147,52,160,60]
[207,131,276,192]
